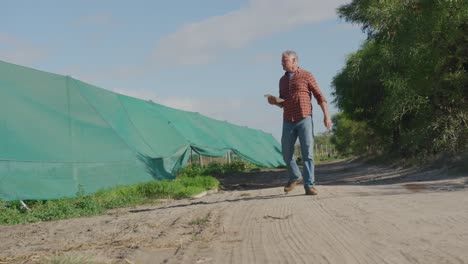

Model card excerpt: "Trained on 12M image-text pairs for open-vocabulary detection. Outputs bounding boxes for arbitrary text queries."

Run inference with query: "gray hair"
[282,50,298,61]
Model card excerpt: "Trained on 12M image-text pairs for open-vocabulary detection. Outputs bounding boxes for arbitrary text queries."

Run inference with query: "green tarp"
[0,60,285,201]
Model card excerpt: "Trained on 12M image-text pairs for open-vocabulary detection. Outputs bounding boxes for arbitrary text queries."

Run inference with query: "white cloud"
[0,34,46,65]
[56,63,152,90]
[113,89,242,118]
[153,0,350,66]
[158,96,285,140]
[251,53,276,64]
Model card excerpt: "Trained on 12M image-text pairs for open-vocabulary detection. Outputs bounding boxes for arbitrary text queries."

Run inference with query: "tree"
[334,0,468,157]
[330,112,379,156]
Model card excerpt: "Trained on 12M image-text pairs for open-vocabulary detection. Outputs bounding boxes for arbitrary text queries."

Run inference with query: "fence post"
[190,148,193,165]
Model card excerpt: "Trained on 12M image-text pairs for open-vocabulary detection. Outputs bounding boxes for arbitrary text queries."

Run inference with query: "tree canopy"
[332,0,467,157]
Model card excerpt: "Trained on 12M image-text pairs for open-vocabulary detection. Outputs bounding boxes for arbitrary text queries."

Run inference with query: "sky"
[1,0,365,141]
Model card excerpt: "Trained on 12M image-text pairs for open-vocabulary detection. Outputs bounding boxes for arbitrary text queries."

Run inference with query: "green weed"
[0,175,219,225]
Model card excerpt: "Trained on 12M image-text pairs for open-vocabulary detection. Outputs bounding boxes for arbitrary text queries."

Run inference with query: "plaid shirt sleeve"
[307,72,327,105]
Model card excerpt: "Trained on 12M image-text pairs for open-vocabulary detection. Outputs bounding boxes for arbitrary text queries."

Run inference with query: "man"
[268,50,331,195]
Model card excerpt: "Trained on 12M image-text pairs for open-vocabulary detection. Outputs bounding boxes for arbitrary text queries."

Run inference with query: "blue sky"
[1,0,365,141]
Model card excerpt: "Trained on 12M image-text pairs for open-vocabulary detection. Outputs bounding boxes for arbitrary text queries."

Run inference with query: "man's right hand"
[267,96,276,105]
[267,96,283,108]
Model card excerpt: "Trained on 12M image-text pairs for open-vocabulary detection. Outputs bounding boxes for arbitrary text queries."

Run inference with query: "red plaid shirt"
[279,68,327,122]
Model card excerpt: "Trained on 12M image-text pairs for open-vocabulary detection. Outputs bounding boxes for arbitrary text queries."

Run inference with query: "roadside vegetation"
[313,132,346,163]
[331,0,467,160]
[0,160,265,225]
[292,133,346,164]
[0,167,220,225]
[180,159,264,177]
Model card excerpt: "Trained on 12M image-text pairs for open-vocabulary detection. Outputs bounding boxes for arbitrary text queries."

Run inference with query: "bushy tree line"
[331,112,377,156]
[332,0,467,158]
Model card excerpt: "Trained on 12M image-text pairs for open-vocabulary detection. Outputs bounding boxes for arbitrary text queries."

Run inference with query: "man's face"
[282,55,296,72]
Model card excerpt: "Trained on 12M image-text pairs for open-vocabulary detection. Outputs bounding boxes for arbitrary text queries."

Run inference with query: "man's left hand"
[324,117,332,130]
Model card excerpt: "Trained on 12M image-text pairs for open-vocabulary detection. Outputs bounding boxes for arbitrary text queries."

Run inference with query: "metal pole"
[20,200,30,211]
[190,148,193,165]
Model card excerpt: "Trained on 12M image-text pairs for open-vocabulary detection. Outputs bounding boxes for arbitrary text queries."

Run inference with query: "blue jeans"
[281,115,315,189]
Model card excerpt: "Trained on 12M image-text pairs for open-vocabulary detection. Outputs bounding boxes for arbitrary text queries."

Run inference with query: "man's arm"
[308,72,331,129]
[267,96,283,108]
[319,101,332,129]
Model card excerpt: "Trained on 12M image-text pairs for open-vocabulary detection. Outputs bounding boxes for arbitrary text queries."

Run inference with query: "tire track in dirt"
[313,193,400,264]
[277,195,306,263]
[224,193,270,263]
[261,194,306,263]
[311,188,468,264]
[299,194,376,264]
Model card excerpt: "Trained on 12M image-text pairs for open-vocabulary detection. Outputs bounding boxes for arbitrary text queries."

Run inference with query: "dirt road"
[1,160,467,264]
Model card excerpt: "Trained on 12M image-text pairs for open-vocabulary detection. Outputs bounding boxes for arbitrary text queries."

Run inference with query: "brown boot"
[305,187,318,195]
[284,180,299,193]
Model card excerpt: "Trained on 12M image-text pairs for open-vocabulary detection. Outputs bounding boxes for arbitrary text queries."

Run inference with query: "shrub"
[0,175,219,225]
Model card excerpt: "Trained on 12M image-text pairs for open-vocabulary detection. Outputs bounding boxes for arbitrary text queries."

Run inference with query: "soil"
[1,159,467,264]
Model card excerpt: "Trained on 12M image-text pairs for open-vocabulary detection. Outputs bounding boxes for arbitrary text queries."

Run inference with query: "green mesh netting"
[0,60,284,201]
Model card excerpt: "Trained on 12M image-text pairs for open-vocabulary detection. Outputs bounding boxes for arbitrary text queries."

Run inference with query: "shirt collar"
[284,67,300,76]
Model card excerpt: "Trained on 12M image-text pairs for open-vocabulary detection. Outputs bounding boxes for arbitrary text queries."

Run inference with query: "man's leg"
[297,116,315,190]
[281,121,301,188]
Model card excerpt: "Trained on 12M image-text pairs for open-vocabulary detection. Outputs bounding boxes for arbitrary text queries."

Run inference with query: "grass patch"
[0,175,219,225]
[179,160,265,178]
